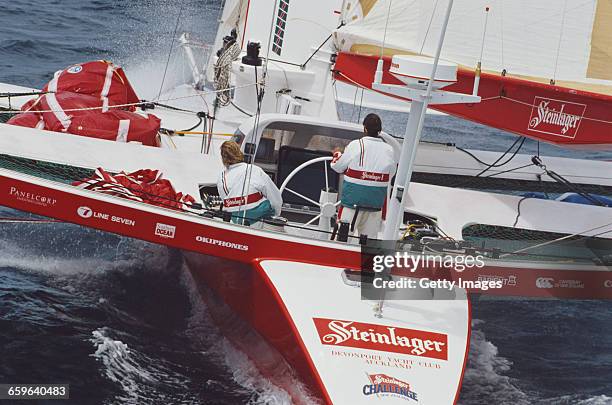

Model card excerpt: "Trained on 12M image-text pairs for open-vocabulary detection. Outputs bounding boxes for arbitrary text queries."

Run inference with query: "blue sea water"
[0,1,611,404]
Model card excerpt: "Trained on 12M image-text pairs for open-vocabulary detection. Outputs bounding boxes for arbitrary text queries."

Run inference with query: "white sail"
[335,0,612,92]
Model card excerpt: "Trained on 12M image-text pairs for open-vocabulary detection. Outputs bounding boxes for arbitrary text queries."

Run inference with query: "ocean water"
[0,1,611,404]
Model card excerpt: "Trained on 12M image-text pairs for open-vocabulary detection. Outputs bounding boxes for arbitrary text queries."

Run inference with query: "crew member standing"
[331,113,396,238]
[217,141,282,226]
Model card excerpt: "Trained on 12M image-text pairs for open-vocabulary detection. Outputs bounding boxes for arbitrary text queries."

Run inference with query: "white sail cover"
[335,0,612,92]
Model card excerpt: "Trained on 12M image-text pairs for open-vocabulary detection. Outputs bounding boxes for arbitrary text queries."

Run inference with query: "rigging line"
[537,173,550,199]
[501,220,612,258]
[420,0,440,54]
[545,170,608,207]
[380,0,394,58]
[179,115,203,132]
[350,81,360,122]
[499,0,504,69]
[483,163,536,178]
[332,79,346,118]
[0,91,49,98]
[512,196,529,227]
[530,155,608,206]
[230,100,254,117]
[262,0,278,80]
[357,88,365,122]
[552,0,568,83]
[268,60,290,89]
[157,4,185,101]
[300,29,339,69]
[200,110,208,153]
[266,58,302,68]
[3,83,258,114]
[238,0,279,222]
[152,101,198,114]
[240,65,266,224]
[455,137,524,177]
[475,137,525,177]
[433,223,456,242]
[498,95,612,125]
[488,247,607,262]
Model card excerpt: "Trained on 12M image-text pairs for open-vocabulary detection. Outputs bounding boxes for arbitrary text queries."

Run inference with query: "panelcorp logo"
[9,186,57,208]
[77,206,93,219]
[604,280,612,288]
[155,223,176,239]
[363,373,418,401]
[536,277,554,289]
[312,318,448,360]
[527,97,586,139]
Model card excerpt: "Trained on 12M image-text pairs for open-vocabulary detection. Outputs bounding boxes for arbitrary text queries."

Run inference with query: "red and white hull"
[184,252,470,403]
[2,168,609,300]
[1,164,611,402]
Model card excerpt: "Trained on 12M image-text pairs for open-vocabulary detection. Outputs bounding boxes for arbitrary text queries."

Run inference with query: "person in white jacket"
[217,141,282,226]
[331,113,397,238]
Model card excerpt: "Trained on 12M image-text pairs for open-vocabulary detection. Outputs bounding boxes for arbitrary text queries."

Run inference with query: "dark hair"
[363,113,382,137]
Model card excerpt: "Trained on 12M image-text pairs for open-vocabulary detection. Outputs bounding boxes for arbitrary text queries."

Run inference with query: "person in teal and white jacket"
[331,113,397,238]
[217,141,282,226]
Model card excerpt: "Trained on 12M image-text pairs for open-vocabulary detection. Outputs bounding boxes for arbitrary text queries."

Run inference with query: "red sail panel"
[334,52,612,150]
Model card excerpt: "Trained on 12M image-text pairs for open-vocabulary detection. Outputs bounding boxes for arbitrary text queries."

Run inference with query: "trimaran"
[0,0,611,403]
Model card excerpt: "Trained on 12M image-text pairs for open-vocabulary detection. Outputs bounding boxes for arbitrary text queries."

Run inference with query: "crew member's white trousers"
[338,206,382,239]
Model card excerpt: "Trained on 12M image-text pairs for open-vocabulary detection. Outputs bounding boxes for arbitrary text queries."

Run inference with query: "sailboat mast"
[381,0,455,241]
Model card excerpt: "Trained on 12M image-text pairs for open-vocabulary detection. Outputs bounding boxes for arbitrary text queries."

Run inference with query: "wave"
[90,327,195,405]
[537,395,612,405]
[460,320,530,405]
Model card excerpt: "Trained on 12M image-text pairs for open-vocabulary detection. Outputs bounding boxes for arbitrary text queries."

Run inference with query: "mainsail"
[333,0,612,149]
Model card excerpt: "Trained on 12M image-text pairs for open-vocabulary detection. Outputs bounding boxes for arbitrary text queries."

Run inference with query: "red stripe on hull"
[334,53,612,149]
[1,173,610,300]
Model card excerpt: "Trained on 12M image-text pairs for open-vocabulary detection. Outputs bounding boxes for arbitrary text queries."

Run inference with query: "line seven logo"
[77,206,93,219]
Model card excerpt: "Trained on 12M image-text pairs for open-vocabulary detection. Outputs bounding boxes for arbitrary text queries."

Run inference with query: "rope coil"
[214,41,241,107]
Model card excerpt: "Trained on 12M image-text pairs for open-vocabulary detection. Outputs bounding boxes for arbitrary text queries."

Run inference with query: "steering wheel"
[279,156,341,226]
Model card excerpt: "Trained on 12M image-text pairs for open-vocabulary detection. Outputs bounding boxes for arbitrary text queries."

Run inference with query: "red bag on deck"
[42,61,140,109]
[66,109,161,146]
[6,112,43,129]
[7,60,160,147]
